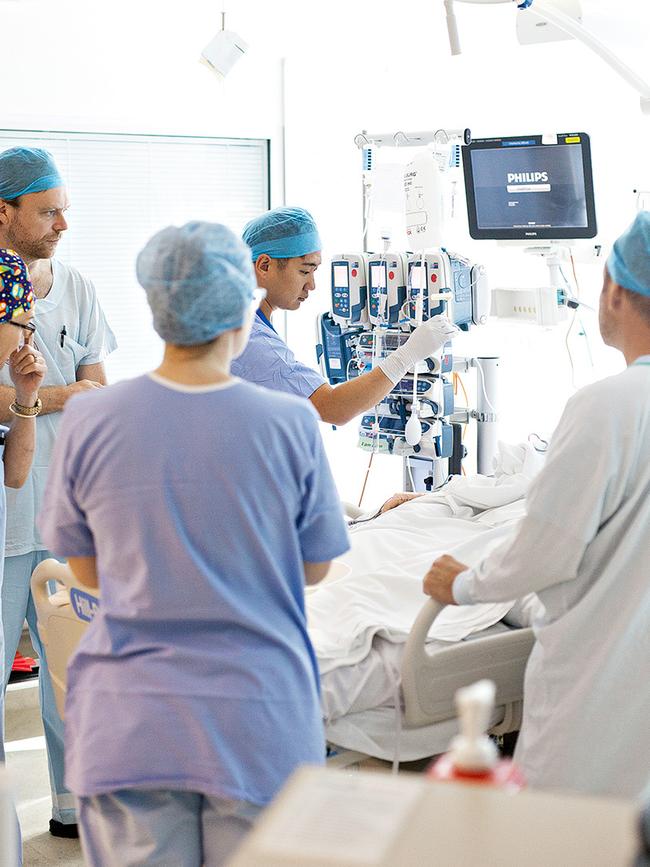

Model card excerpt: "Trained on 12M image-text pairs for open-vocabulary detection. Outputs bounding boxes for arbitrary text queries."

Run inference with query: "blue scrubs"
[231,311,325,399]
[39,374,349,806]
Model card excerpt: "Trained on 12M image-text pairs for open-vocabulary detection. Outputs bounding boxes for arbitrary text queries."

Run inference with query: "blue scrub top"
[39,375,349,804]
[232,313,325,399]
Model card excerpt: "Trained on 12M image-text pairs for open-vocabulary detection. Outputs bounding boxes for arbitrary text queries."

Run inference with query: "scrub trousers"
[78,790,262,867]
[1,550,76,825]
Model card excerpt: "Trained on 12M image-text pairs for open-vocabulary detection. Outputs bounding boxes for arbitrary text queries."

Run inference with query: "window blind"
[0,130,270,381]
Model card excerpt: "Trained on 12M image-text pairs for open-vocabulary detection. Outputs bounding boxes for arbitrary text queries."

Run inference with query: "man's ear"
[255,254,271,274]
[609,280,626,311]
[0,200,11,228]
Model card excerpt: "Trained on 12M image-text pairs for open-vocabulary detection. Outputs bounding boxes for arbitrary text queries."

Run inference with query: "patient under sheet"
[308,442,545,676]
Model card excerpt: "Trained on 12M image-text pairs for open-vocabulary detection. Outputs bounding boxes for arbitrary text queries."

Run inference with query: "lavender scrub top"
[39,374,349,804]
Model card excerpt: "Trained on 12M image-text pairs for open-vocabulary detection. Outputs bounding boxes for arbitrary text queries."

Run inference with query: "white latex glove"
[378,315,459,385]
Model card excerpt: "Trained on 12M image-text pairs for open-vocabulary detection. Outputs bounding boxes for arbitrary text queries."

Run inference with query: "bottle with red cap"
[427,679,525,792]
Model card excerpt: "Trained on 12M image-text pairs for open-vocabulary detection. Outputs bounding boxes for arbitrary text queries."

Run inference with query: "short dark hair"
[623,286,650,327]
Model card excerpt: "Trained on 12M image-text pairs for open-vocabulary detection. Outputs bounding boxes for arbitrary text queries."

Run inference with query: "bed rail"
[31,559,100,719]
[401,599,535,728]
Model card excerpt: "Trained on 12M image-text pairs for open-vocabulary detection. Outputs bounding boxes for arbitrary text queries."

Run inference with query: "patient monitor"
[462,132,597,241]
[463,132,599,327]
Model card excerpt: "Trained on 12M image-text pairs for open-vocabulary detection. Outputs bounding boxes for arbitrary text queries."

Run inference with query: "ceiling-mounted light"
[442,0,650,114]
[200,10,248,80]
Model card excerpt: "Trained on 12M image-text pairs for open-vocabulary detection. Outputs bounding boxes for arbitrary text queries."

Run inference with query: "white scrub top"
[0,259,116,556]
[231,311,326,399]
[39,375,349,804]
[453,357,650,798]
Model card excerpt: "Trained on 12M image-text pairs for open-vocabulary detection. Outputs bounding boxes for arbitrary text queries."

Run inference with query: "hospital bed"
[321,472,539,765]
[30,559,535,761]
[324,599,534,766]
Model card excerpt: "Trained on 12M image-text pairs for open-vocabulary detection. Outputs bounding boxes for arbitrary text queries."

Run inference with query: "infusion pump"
[316,250,490,472]
[328,251,488,330]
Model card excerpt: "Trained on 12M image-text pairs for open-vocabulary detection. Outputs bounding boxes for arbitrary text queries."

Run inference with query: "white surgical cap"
[137,221,256,346]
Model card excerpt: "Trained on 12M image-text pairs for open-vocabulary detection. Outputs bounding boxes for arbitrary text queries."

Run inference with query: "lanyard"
[255,308,276,333]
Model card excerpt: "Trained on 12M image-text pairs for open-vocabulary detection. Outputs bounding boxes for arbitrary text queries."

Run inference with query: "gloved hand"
[378,315,459,385]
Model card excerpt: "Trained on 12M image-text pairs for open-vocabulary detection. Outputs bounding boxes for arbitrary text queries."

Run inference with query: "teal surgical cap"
[242,206,321,261]
[607,211,650,297]
[136,221,256,346]
[0,147,64,201]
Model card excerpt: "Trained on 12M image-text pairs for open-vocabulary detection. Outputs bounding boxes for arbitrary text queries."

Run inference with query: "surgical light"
[442,0,650,115]
[200,11,248,79]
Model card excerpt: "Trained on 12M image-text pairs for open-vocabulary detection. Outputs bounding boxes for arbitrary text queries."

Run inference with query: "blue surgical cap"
[607,211,650,297]
[242,206,321,261]
[136,221,256,346]
[0,147,64,201]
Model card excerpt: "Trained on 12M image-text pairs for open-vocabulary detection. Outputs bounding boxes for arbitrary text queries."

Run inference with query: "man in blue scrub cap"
[39,221,350,867]
[423,212,650,799]
[233,206,458,424]
[0,146,116,839]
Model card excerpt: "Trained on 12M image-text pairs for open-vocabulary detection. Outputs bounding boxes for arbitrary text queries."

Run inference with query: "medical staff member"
[39,221,350,867]
[232,207,458,423]
[423,211,650,799]
[0,249,47,860]
[0,147,116,837]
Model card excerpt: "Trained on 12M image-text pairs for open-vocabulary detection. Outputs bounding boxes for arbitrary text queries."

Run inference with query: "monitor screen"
[462,133,597,240]
[332,264,349,286]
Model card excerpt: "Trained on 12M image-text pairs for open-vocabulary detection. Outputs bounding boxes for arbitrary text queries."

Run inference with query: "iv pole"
[354,128,500,478]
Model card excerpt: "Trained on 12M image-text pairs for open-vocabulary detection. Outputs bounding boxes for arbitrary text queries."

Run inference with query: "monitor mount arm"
[443,0,650,115]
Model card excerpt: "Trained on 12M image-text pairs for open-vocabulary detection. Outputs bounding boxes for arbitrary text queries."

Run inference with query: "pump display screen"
[370,264,387,287]
[333,264,349,286]
[462,133,597,240]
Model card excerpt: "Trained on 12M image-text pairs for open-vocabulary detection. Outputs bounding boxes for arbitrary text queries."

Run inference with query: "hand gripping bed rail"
[401,599,535,729]
[31,559,100,720]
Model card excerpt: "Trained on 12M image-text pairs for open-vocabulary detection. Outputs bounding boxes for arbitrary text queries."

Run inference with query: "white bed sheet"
[308,472,533,675]
[326,705,509,763]
[326,707,464,763]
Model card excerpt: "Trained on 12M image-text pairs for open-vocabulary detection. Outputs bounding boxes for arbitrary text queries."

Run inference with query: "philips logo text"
[507,172,549,184]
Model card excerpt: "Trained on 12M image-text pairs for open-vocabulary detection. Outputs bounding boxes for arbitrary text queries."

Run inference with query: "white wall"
[282,0,650,506]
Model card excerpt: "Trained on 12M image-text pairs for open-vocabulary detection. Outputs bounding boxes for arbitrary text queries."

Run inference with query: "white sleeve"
[454,387,620,605]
